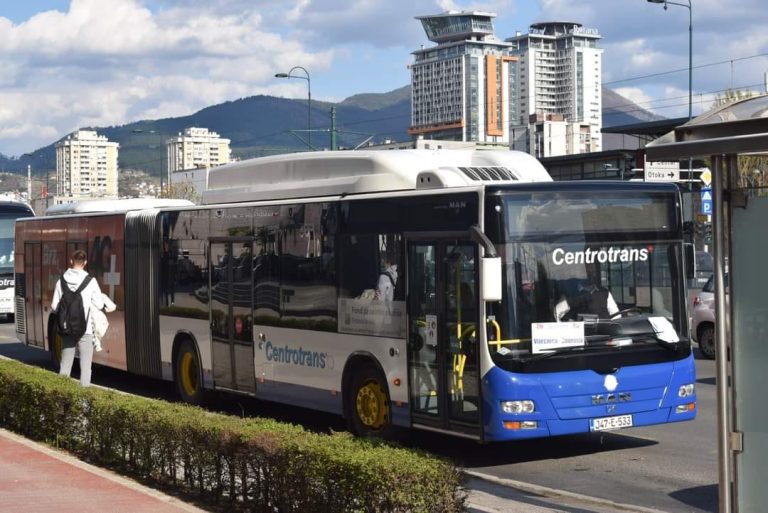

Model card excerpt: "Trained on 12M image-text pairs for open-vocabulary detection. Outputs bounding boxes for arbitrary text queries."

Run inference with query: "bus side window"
[166,210,209,319]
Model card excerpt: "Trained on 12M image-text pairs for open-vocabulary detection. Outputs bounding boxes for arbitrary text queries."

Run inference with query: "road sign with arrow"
[644,161,680,182]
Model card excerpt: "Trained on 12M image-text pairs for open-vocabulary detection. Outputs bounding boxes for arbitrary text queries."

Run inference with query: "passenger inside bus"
[374,261,398,302]
[554,263,619,321]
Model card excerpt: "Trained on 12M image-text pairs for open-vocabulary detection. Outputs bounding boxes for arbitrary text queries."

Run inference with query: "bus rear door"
[407,239,482,438]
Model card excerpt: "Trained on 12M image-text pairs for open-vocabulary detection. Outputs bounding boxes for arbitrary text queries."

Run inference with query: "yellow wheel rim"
[180,352,198,397]
[53,332,62,363]
[355,380,388,430]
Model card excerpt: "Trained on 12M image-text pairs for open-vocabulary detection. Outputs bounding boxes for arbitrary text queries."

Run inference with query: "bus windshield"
[0,214,17,273]
[485,189,689,371]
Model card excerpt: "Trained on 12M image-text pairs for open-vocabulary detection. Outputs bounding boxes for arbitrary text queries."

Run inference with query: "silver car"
[691,274,726,359]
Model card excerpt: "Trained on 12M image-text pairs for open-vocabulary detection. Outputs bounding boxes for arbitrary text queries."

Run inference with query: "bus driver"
[554,263,619,321]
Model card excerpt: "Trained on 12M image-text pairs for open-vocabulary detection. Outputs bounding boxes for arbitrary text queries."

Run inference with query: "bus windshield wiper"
[629,332,685,352]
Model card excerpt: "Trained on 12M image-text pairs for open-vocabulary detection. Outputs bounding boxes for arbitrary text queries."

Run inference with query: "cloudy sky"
[1,0,766,156]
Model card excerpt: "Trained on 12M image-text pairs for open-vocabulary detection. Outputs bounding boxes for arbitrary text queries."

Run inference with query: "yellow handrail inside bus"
[487,318,529,352]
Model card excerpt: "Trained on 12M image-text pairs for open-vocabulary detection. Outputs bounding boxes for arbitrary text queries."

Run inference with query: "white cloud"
[0,0,331,156]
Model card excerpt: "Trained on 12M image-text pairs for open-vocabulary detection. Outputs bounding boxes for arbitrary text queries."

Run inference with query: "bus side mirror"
[481,257,502,302]
[684,243,696,281]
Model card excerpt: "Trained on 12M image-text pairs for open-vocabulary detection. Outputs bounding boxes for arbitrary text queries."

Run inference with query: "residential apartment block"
[55,130,119,203]
[411,12,603,158]
[507,22,603,157]
[166,127,231,178]
[409,11,518,145]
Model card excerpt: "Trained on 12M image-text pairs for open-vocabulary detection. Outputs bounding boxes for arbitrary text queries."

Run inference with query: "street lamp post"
[647,0,692,121]
[275,66,312,149]
[647,0,694,232]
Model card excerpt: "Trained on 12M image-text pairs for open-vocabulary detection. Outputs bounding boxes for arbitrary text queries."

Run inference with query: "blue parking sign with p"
[701,187,713,215]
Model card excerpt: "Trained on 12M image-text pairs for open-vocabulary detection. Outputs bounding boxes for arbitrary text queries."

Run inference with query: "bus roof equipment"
[203,149,551,204]
[45,198,194,216]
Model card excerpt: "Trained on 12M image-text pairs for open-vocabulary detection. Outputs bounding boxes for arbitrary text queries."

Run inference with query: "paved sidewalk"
[0,429,210,513]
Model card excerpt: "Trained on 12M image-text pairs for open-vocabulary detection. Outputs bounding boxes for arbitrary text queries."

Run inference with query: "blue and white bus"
[15,150,696,441]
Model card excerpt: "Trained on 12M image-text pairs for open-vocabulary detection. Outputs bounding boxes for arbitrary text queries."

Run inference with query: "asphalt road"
[0,322,718,513]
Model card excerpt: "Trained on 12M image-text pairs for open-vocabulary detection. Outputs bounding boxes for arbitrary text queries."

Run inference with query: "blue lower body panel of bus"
[482,353,697,442]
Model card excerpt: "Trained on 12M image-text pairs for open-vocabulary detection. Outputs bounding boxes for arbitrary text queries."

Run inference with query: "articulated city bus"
[15,150,697,441]
[0,198,34,320]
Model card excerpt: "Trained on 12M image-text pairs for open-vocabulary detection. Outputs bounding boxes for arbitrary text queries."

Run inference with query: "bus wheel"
[348,365,392,438]
[698,324,716,360]
[175,340,205,405]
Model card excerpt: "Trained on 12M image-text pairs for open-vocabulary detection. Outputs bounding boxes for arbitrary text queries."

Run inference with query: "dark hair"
[71,250,87,265]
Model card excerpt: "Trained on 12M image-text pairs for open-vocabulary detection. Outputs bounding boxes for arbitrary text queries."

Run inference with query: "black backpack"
[56,275,92,340]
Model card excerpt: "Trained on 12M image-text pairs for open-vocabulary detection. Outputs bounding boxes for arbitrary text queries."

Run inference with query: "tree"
[707,89,766,189]
[166,180,201,203]
[713,88,754,108]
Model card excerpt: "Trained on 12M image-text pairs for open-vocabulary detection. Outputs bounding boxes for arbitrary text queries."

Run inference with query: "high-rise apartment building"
[506,22,603,157]
[409,11,518,145]
[166,127,231,177]
[410,13,603,158]
[55,130,119,202]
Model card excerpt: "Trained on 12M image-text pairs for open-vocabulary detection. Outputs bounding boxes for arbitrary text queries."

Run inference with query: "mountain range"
[0,86,662,176]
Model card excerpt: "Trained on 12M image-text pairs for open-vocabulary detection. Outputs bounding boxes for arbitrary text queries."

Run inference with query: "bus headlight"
[501,400,535,414]
[678,384,695,398]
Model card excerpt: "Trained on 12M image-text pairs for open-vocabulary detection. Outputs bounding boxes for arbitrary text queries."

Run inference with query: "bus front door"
[209,241,255,393]
[407,240,481,437]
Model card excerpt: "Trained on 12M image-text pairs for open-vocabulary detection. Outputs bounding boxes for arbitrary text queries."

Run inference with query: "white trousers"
[59,334,95,387]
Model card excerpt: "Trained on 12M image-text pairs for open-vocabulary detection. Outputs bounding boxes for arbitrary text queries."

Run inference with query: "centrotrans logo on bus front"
[551,247,649,266]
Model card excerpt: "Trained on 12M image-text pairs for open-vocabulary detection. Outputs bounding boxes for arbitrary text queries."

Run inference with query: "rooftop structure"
[415,11,496,43]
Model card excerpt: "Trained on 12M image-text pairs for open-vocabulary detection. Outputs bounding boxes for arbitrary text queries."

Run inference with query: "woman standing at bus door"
[51,250,104,387]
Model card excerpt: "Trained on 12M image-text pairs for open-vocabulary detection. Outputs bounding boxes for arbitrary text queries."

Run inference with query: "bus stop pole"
[713,154,733,513]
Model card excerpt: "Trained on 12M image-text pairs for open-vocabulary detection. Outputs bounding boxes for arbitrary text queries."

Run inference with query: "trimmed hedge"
[0,359,465,512]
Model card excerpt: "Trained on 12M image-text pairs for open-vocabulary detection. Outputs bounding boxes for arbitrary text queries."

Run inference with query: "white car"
[691,274,726,359]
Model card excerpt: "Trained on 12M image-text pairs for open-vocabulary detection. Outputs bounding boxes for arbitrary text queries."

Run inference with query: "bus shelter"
[646,94,768,513]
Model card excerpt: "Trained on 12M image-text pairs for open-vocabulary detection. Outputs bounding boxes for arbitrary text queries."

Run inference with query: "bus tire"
[347,364,393,438]
[174,339,205,405]
[697,323,716,360]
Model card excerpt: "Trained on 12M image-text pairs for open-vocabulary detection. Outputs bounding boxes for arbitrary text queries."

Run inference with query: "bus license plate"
[590,414,633,431]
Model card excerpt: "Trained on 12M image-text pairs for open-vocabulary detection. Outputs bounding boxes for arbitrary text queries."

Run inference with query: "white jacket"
[92,293,115,340]
[51,269,104,336]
